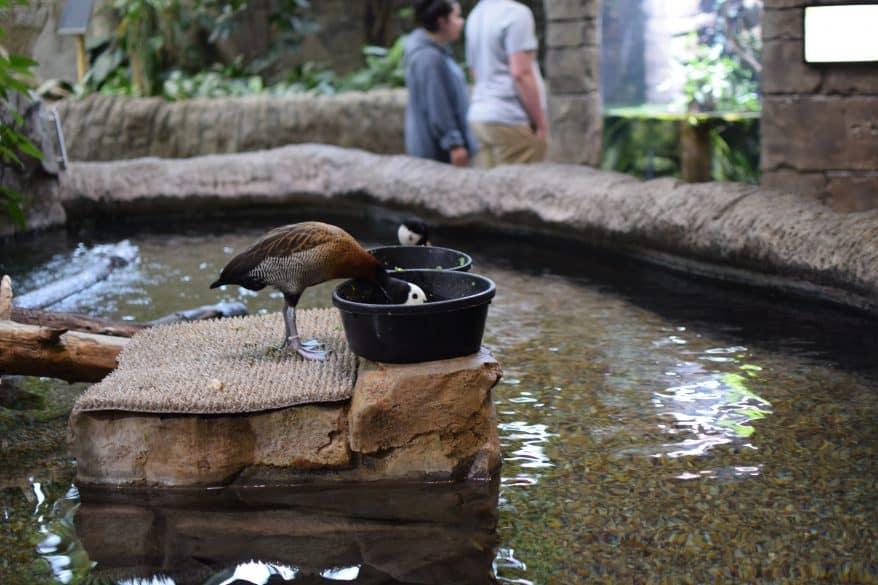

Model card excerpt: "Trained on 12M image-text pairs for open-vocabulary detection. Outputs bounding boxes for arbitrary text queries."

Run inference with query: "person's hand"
[450,146,469,167]
[534,122,549,142]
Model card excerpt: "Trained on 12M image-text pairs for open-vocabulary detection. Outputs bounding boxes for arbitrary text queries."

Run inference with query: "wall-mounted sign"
[58,0,94,36]
[804,4,878,63]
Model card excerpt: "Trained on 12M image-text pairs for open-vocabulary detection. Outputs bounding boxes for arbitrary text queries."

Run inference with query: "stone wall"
[544,0,603,165]
[761,0,878,212]
[54,89,407,161]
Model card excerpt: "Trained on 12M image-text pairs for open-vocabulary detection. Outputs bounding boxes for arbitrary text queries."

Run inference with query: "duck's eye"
[410,292,418,300]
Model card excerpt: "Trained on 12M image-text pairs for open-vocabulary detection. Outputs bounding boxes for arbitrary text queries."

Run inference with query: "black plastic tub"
[368,245,472,272]
[332,269,495,363]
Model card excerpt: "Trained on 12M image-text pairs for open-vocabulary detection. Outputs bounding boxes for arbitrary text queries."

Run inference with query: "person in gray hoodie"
[404,0,477,166]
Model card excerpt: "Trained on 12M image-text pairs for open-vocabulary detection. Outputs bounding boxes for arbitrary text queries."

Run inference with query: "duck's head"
[376,269,428,305]
[397,219,430,246]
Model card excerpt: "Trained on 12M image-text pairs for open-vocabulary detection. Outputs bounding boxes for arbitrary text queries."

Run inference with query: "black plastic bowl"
[332,269,495,363]
[368,245,472,272]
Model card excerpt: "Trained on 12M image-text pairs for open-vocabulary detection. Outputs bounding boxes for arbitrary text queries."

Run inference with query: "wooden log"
[7,302,247,338]
[14,241,139,309]
[9,307,147,337]
[0,275,11,320]
[149,302,248,326]
[0,321,127,383]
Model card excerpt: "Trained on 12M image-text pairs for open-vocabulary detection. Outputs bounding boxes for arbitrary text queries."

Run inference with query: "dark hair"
[413,0,455,33]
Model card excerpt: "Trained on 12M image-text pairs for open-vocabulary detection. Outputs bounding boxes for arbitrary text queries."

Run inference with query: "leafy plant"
[79,0,315,97]
[158,35,407,101]
[674,0,762,113]
[678,32,759,112]
[0,0,43,227]
[601,112,759,184]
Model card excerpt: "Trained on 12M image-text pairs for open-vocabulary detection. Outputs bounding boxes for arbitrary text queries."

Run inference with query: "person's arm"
[509,51,547,140]
[423,54,470,164]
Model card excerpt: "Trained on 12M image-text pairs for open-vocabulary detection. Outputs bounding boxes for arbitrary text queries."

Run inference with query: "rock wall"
[59,144,878,315]
[53,89,407,161]
[544,0,603,165]
[0,94,66,238]
[761,0,878,212]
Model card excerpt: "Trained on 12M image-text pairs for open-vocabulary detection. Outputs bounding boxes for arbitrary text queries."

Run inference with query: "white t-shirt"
[465,0,547,126]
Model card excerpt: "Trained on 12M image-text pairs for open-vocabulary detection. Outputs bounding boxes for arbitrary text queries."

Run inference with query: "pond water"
[1,211,877,584]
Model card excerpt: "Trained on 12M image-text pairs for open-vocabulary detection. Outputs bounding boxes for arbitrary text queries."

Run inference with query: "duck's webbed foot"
[281,297,330,360]
[280,335,329,361]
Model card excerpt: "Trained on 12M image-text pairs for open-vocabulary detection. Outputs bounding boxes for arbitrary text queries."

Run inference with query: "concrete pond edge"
[58,143,878,316]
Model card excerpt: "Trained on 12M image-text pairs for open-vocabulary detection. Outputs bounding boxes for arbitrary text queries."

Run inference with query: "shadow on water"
[437,226,878,377]
[34,481,499,585]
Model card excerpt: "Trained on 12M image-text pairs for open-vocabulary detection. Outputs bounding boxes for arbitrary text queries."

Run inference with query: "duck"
[211,222,426,360]
[397,217,431,246]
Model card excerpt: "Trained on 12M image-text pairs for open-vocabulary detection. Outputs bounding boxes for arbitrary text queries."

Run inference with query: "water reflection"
[44,482,499,585]
[34,485,93,585]
[653,345,772,460]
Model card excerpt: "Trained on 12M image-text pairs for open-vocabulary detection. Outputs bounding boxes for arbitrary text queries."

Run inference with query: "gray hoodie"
[404,28,477,163]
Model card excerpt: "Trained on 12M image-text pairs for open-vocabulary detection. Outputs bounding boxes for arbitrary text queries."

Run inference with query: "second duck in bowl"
[368,245,472,272]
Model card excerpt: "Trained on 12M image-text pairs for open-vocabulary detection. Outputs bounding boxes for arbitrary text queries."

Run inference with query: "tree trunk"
[0,321,126,383]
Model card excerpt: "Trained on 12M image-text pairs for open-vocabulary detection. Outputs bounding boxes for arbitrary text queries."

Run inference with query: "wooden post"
[0,276,11,321]
[75,34,87,81]
[680,117,713,183]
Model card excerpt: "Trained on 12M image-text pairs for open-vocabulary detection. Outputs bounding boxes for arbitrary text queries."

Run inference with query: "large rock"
[350,349,503,481]
[0,93,66,238]
[69,348,502,487]
[70,403,351,487]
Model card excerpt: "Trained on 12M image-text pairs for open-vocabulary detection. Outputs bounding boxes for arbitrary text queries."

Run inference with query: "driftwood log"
[0,321,126,382]
[8,302,247,338]
[1,275,247,382]
[13,240,139,309]
[10,307,147,337]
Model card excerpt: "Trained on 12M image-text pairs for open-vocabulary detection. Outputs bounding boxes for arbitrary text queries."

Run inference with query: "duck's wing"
[211,223,352,289]
[255,222,349,259]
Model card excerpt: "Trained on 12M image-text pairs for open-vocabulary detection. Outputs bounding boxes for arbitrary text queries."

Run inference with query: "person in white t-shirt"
[465,0,548,167]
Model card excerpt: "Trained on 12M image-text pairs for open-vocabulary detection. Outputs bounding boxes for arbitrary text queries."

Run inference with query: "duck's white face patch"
[398,224,422,246]
[404,282,427,305]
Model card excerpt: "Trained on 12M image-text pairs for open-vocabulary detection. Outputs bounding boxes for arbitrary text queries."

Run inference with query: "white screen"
[804,5,878,63]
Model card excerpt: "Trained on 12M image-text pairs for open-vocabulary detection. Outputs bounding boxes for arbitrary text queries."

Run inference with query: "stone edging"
[54,90,407,161]
[59,144,878,314]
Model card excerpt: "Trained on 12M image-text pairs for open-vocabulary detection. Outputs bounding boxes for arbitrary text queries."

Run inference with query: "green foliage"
[710,120,759,184]
[0,0,43,227]
[601,113,760,184]
[678,33,760,112]
[674,0,762,113]
[83,0,315,97]
[602,116,679,179]
[336,39,406,92]
[160,36,407,100]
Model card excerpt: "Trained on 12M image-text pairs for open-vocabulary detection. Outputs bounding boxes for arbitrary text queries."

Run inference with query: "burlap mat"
[74,308,356,414]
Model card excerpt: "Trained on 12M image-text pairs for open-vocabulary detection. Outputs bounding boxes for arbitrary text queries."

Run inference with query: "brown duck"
[211,222,426,360]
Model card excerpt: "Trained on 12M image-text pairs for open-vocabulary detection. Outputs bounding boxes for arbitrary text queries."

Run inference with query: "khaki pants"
[470,122,547,168]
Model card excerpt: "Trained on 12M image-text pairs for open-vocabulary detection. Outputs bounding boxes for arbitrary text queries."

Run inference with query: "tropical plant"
[159,35,407,100]
[675,0,762,113]
[82,0,315,97]
[0,0,42,227]
[678,32,760,112]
